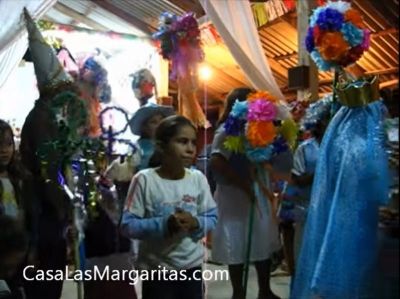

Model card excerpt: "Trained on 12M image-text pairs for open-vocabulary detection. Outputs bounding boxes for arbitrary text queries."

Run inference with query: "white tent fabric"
[199,0,285,101]
[0,0,56,88]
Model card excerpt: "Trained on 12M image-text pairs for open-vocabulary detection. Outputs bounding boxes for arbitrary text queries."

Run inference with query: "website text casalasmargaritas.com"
[23,265,229,285]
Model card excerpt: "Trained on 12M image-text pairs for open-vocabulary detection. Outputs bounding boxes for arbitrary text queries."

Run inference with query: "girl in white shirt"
[122,115,217,299]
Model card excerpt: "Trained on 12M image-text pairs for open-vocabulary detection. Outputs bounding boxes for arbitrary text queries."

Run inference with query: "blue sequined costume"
[290,100,389,299]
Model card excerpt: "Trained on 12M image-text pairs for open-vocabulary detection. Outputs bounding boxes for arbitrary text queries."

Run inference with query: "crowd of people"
[1,7,398,299]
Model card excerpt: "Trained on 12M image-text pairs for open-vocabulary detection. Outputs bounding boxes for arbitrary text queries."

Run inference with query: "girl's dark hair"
[155,115,196,146]
[0,120,30,207]
[217,87,254,126]
[148,115,196,167]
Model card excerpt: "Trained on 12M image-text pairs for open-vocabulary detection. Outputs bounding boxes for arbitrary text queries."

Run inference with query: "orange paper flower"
[247,91,278,103]
[318,32,349,61]
[246,121,276,147]
[344,9,366,29]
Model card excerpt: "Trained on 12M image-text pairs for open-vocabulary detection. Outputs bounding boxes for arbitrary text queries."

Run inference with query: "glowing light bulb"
[199,64,212,81]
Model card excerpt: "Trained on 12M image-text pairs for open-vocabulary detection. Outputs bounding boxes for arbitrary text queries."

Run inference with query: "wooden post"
[296,0,319,102]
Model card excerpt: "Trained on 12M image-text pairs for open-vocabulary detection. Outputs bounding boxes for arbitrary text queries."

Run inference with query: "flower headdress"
[306,1,370,71]
[223,91,297,163]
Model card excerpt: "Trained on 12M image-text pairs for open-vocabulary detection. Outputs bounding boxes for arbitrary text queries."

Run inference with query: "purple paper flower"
[361,29,371,50]
[224,115,245,136]
[316,8,344,31]
[247,99,277,122]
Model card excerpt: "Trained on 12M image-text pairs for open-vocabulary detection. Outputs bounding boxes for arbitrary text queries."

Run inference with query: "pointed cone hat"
[23,7,72,95]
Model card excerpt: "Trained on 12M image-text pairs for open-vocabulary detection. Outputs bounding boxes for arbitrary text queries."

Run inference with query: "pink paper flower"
[247,99,277,122]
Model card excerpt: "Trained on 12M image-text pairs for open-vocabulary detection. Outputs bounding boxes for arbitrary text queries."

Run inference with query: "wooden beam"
[53,2,108,31]
[371,28,399,38]
[70,4,94,26]
[274,52,297,61]
[258,17,285,31]
[268,27,398,62]
[380,79,398,89]
[91,0,155,34]
[363,0,398,29]
[166,0,205,18]
[346,64,367,79]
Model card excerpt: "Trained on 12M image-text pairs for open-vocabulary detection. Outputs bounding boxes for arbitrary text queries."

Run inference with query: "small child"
[129,102,175,170]
[121,115,217,299]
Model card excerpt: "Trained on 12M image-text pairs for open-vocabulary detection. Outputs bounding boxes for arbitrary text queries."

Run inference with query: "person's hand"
[167,209,199,236]
[174,210,199,233]
[167,213,182,236]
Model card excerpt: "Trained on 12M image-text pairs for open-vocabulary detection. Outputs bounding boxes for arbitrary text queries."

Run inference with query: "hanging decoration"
[252,3,269,28]
[305,0,370,71]
[251,0,295,28]
[200,23,223,46]
[153,12,208,128]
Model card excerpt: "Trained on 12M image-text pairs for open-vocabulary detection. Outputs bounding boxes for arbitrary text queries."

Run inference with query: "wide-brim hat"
[129,103,175,136]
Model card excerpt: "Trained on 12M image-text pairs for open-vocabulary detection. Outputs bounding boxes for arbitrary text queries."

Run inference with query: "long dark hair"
[0,120,30,207]
[148,115,196,167]
[217,87,254,126]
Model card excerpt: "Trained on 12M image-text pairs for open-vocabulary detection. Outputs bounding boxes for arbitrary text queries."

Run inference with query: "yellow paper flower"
[278,118,298,149]
[246,121,276,147]
[223,136,245,153]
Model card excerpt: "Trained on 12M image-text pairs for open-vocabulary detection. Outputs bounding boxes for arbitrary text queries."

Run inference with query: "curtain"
[0,0,56,88]
[199,0,285,100]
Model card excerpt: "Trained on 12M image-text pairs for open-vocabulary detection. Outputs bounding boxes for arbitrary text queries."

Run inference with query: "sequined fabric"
[290,100,390,299]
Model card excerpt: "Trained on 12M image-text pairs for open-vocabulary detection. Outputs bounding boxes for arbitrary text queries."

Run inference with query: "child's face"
[0,130,14,168]
[142,113,164,139]
[163,125,197,168]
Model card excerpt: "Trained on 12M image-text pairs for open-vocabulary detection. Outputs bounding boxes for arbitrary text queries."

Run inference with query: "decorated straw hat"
[23,8,72,95]
[129,103,174,136]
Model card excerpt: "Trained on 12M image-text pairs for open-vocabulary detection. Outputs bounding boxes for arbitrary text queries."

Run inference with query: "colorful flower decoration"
[223,91,297,163]
[306,1,370,71]
[153,12,204,79]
